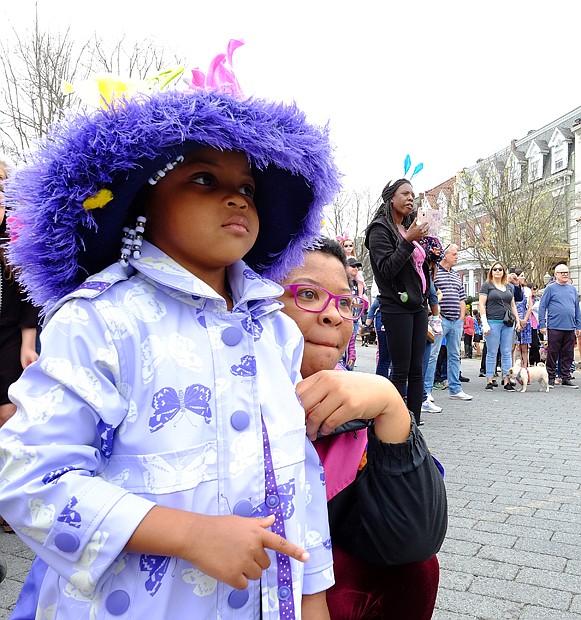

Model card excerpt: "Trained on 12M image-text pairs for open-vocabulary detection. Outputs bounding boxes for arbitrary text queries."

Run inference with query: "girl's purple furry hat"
[6,87,340,310]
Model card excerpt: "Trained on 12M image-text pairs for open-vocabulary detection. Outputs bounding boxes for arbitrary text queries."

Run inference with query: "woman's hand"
[297,370,411,443]
[405,218,429,243]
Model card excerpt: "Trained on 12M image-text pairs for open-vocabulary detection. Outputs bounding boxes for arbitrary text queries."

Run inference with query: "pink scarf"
[314,427,368,502]
[400,230,426,293]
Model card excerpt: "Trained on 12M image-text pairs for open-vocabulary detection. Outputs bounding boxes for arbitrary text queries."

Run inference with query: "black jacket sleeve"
[512,284,524,302]
[328,419,448,565]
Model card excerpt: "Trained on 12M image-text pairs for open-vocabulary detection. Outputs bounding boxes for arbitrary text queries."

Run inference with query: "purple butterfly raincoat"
[0,242,333,619]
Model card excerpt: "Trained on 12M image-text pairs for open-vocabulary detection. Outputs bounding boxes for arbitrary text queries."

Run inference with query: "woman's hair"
[0,158,13,281]
[310,236,348,268]
[369,178,415,243]
[486,261,508,285]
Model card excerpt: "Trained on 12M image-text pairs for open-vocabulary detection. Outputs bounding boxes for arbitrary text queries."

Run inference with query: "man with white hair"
[537,264,581,388]
[423,243,472,405]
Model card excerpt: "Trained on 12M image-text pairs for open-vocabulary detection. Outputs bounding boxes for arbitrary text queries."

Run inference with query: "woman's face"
[279,251,353,378]
[518,273,526,285]
[491,264,504,279]
[391,183,415,220]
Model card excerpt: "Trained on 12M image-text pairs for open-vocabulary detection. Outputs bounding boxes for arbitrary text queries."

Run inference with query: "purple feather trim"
[6,89,341,310]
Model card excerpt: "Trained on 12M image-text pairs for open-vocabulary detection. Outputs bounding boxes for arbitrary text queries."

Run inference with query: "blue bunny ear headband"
[403,154,424,181]
[384,155,424,191]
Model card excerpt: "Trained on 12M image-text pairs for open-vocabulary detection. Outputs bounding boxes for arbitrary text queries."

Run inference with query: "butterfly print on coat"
[230,355,257,377]
[97,420,115,458]
[251,479,295,520]
[42,466,77,485]
[140,554,171,596]
[149,384,212,432]
[241,316,263,342]
[57,496,82,528]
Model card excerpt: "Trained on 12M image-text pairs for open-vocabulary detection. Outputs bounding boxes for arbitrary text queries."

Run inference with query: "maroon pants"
[546,329,576,381]
[326,545,440,620]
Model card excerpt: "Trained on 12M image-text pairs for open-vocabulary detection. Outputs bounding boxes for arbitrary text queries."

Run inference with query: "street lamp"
[543,271,551,286]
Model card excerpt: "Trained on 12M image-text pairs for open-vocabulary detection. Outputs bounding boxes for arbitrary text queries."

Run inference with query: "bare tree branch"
[452,156,571,283]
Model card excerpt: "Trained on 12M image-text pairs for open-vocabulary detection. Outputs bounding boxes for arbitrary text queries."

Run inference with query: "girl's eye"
[240,184,255,198]
[338,297,352,309]
[191,173,215,186]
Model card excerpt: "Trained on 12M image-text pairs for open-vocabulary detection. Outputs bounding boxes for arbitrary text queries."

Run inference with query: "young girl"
[463,310,475,358]
[0,50,339,619]
[472,309,483,357]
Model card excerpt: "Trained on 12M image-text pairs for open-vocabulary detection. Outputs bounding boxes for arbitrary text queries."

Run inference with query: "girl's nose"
[227,194,248,210]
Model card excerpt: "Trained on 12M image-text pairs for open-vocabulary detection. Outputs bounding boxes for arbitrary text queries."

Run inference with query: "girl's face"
[144,147,259,281]
[391,183,415,220]
[518,273,526,285]
[279,252,353,378]
[342,241,355,256]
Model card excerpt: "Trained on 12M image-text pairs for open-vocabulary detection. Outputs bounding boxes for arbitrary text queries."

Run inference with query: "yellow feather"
[83,189,114,210]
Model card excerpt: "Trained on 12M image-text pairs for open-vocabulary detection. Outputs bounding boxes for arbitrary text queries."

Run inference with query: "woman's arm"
[479,293,490,335]
[19,326,39,369]
[511,297,521,331]
[328,425,447,565]
[367,225,415,282]
[298,370,447,566]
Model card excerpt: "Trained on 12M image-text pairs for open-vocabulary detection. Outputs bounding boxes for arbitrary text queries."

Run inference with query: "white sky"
[2,0,580,199]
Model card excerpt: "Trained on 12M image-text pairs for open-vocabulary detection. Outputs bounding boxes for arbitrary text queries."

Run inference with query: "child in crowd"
[472,309,482,357]
[0,44,340,619]
[463,310,475,358]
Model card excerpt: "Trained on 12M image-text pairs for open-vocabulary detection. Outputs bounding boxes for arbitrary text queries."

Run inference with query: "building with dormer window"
[424,105,581,297]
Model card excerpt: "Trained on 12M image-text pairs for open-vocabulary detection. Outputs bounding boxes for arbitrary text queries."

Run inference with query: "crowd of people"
[354,238,580,411]
[0,39,579,620]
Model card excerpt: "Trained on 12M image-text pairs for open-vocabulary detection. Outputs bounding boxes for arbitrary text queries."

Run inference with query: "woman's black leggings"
[382,308,428,423]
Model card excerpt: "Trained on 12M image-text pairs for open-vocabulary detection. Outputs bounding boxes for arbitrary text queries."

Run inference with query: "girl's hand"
[125,508,309,591]
[184,514,309,590]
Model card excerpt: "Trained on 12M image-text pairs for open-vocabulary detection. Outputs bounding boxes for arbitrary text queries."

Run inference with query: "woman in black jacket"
[365,179,430,424]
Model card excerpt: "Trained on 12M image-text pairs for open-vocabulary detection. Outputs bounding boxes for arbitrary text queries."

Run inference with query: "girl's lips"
[223,223,248,233]
[222,216,249,233]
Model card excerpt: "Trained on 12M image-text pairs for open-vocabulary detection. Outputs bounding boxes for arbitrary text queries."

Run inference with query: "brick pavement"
[355,342,581,620]
[1,343,580,619]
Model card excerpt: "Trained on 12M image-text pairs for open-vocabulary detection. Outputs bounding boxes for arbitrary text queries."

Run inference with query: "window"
[552,140,566,172]
[471,173,482,204]
[528,158,540,182]
[508,155,522,191]
[458,184,468,210]
[525,141,547,182]
[548,129,571,174]
[437,192,448,219]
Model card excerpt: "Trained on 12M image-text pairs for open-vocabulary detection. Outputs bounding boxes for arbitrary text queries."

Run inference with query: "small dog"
[506,359,549,393]
[360,325,377,347]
